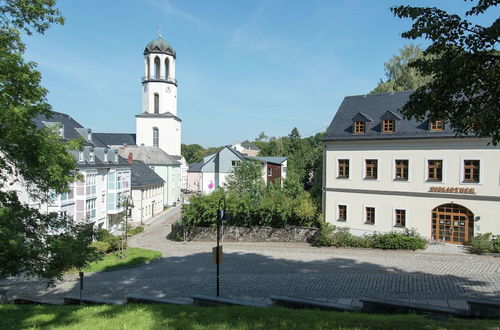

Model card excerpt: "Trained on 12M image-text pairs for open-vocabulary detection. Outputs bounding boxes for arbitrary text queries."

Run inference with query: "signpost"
[79,272,84,305]
[215,198,227,296]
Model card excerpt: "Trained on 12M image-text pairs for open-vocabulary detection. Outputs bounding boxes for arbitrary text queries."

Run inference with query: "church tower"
[136,34,181,156]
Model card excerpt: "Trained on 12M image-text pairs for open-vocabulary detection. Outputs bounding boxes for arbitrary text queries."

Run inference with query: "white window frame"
[335,202,348,222]
[460,157,484,185]
[392,157,412,182]
[392,207,408,228]
[424,157,447,184]
[362,157,381,181]
[335,156,352,180]
[363,205,377,226]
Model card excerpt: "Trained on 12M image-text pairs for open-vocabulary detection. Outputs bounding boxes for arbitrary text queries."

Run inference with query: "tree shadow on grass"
[1,247,499,328]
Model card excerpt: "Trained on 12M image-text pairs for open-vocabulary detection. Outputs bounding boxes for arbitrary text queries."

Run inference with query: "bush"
[468,233,497,254]
[314,223,336,246]
[90,241,111,254]
[313,226,427,250]
[95,229,124,252]
[128,226,144,237]
[372,229,427,250]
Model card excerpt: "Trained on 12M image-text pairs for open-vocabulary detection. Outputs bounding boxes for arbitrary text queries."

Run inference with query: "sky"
[22,0,497,147]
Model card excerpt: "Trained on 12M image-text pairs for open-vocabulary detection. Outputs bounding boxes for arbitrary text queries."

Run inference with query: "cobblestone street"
[2,207,499,306]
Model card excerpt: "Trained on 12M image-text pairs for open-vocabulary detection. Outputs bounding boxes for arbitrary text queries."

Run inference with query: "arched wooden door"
[431,204,474,244]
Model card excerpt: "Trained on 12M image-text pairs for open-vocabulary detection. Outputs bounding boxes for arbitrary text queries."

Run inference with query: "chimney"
[128,152,133,164]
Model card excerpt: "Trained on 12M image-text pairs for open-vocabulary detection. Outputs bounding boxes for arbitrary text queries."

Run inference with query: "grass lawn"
[0,304,499,330]
[81,248,162,273]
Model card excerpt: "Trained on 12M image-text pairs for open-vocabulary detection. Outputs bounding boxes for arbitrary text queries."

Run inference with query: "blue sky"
[23,0,497,147]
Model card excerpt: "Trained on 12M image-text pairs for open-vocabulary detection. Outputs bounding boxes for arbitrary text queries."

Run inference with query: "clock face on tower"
[165,86,171,93]
[143,85,148,92]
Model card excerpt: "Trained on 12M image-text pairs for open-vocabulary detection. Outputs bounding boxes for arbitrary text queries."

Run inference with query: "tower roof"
[144,36,176,57]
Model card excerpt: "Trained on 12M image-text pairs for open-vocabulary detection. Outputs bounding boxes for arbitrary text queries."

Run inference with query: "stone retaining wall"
[169,224,319,243]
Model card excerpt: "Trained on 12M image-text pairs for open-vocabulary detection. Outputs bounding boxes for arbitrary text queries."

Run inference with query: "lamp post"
[215,197,227,296]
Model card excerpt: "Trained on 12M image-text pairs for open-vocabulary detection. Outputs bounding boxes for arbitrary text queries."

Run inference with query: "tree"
[371,44,433,94]
[0,0,100,281]
[224,160,264,196]
[391,0,500,144]
[181,143,205,164]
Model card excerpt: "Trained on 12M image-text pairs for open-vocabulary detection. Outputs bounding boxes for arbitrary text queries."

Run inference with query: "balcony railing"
[142,75,177,84]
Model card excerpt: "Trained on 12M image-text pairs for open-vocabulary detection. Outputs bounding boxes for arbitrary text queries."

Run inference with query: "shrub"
[468,233,495,254]
[95,229,123,252]
[90,241,111,254]
[128,226,144,237]
[314,223,336,246]
[372,229,427,250]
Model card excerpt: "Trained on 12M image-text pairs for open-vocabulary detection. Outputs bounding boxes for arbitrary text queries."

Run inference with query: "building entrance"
[431,203,474,244]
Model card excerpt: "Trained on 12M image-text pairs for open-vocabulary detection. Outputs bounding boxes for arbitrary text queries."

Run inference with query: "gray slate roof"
[188,162,203,172]
[240,140,260,151]
[34,111,129,168]
[324,91,463,141]
[94,133,137,146]
[118,146,181,166]
[130,160,165,188]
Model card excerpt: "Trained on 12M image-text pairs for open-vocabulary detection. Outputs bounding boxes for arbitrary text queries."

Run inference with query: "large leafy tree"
[371,44,433,94]
[0,0,100,281]
[392,0,500,144]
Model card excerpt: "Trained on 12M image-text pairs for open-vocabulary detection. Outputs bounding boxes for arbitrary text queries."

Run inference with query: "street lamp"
[215,197,227,296]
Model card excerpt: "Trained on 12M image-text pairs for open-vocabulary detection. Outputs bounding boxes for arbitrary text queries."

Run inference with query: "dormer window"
[104,149,109,163]
[78,151,84,163]
[430,120,443,131]
[352,112,372,135]
[89,148,95,163]
[382,120,394,133]
[354,121,365,134]
[380,111,401,134]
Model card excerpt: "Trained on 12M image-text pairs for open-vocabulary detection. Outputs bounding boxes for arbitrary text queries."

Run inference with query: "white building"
[187,146,287,195]
[118,146,181,206]
[128,158,165,224]
[16,112,133,231]
[96,34,186,200]
[323,91,500,244]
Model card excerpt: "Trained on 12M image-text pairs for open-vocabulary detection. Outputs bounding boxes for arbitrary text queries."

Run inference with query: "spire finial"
[158,24,162,39]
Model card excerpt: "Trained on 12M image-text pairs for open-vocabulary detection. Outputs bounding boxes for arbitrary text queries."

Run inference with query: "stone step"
[271,295,359,312]
[466,299,500,318]
[13,296,63,305]
[192,294,269,308]
[126,294,191,305]
[360,297,468,318]
[63,295,126,305]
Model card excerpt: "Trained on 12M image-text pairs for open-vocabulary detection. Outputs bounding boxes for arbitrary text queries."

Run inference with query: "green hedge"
[467,233,500,254]
[314,225,427,250]
[182,188,320,229]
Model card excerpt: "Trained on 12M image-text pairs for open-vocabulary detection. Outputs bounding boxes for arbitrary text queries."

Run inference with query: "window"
[154,93,159,114]
[365,159,378,179]
[338,205,347,222]
[268,168,273,176]
[154,56,161,79]
[430,120,443,131]
[146,57,150,79]
[463,160,480,183]
[383,120,394,133]
[427,160,443,181]
[395,209,406,227]
[153,127,159,147]
[365,207,375,224]
[231,160,240,167]
[354,121,365,134]
[394,160,409,180]
[164,58,170,79]
[338,159,349,178]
